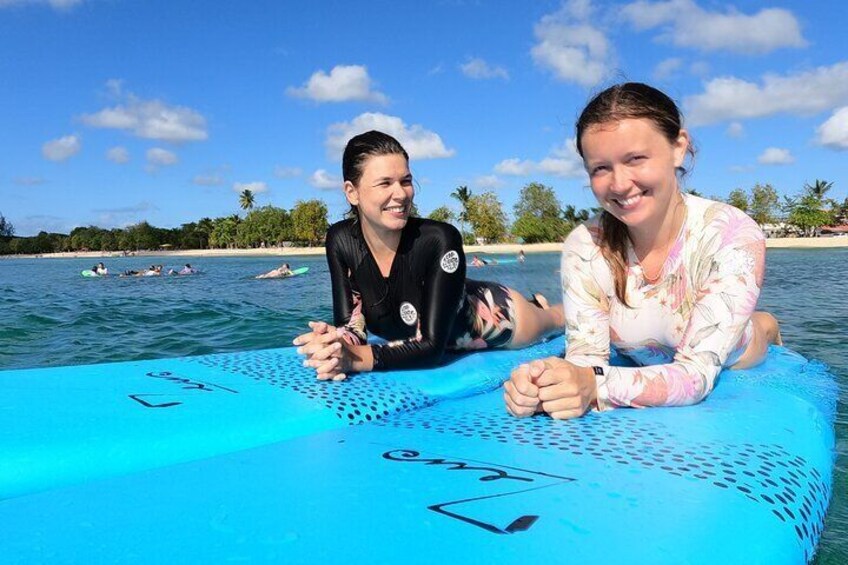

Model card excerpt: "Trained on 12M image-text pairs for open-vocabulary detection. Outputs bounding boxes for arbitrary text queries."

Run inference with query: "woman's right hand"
[293,321,334,349]
[503,360,545,418]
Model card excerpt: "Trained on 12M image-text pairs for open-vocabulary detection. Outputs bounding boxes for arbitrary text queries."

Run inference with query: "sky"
[1,0,847,236]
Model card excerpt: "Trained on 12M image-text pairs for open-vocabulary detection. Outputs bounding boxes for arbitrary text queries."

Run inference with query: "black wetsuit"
[327,217,472,370]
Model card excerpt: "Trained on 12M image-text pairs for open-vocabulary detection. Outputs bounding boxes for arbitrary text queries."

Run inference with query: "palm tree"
[450,185,472,237]
[804,179,833,201]
[239,189,256,211]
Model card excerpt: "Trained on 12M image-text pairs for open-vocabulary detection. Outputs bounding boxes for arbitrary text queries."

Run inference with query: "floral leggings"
[450,280,517,350]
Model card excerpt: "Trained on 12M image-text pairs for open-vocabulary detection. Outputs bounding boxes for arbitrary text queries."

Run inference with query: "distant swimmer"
[92,262,108,275]
[256,263,294,279]
[178,263,197,275]
[518,249,526,264]
[470,255,496,267]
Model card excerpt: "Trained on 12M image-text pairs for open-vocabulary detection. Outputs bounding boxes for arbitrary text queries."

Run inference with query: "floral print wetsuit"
[561,194,765,411]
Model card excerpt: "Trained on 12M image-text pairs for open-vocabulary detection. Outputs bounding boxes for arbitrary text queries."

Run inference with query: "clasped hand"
[503,357,598,420]
[293,321,350,381]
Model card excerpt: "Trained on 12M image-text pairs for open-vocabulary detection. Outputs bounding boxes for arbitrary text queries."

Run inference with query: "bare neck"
[629,193,686,258]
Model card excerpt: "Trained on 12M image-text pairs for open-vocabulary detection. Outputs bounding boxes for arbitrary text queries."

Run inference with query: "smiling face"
[344,153,414,237]
[580,118,689,235]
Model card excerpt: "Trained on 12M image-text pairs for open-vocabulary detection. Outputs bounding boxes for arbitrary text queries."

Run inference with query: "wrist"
[347,343,374,373]
[584,366,600,409]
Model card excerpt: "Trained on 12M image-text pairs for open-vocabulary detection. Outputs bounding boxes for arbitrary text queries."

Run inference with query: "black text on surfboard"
[128,371,239,408]
[381,448,576,535]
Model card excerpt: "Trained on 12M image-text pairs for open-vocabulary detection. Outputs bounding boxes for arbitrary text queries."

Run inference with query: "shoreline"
[3,237,846,260]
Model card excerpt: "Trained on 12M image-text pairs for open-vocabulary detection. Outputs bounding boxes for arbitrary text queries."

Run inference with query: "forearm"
[594,359,719,411]
[370,338,446,371]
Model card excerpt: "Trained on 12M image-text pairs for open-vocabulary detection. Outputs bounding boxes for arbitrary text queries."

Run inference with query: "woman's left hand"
[535,357,598,420]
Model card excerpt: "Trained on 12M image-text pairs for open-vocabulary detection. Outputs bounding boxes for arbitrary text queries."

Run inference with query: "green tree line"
[2,179,846,255]
[726,179,848,237]
[0,199,328,255]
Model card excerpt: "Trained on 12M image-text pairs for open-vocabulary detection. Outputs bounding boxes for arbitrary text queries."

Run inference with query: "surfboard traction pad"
[186,349,431,424]
[183,337,565,425]
[373,345,837,562]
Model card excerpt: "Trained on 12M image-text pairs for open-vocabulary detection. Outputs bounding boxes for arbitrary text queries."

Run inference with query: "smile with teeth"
[612,192,645,210]
[384,204,407,213]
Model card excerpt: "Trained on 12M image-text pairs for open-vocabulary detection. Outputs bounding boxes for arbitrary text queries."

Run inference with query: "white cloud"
[474,175,504,189]
[81,85,208,143]
[685,62,848,125]
[274,166,302,178]
[726,122,744,138]
[494,158,536,176]
[13,176,47,186]
[729,164,755,173]
[14,214,73,237]
[653,57,683,81]
[757,147,794,165]
[309,169,341,190]
[92,202,158,229]
[495,138,584,178]
[233,181,268,194]
[146,147,178,167]
[106,146,130,164]
[816,107,848,150]
[689,61,711,77]
[460,58,509,80]
[42,134,81,161]
[531,0,612,87]
[326,113,455,160]
[286,65,388,104]
[104,78,123,97]
[620,0,805,54]
[0,0,84,10]
[193,174,225,186]
[428,64,445,76]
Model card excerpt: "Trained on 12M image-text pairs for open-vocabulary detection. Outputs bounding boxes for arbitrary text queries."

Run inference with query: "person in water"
[470,255,492,267]
[92,262,108,275]
[179,263,196,275]
[504,82,782,420]
[518,249,526,264]
[256,263,293,279]
[294,130,564,381]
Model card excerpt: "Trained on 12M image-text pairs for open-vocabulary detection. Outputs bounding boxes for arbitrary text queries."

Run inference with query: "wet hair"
[341,130,409,220]
[575,82,695,307]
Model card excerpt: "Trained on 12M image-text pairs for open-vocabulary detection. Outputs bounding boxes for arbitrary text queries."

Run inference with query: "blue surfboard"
[0,346,836,563]
[0,337,563,498]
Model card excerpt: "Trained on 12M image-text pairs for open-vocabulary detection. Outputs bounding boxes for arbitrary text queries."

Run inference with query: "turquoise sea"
[1,249,846,562]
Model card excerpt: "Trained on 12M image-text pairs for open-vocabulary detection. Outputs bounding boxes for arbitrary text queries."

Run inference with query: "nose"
[391,180,411,200]
[609,165,634,194]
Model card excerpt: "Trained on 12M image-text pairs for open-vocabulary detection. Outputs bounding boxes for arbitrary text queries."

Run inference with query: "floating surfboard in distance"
[255,266,310,279]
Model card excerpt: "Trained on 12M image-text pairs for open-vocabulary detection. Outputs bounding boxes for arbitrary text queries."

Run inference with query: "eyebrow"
[372,173,413,184]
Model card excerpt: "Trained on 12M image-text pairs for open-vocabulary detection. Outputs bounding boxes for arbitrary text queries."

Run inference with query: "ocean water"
[0,250,846,562]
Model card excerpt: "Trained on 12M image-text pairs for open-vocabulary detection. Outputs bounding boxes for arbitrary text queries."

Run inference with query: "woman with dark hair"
[294,130,563,380]
[504,82,781,420]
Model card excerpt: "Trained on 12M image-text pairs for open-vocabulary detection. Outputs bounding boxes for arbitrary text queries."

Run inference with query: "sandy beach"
[3,237,846,261]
